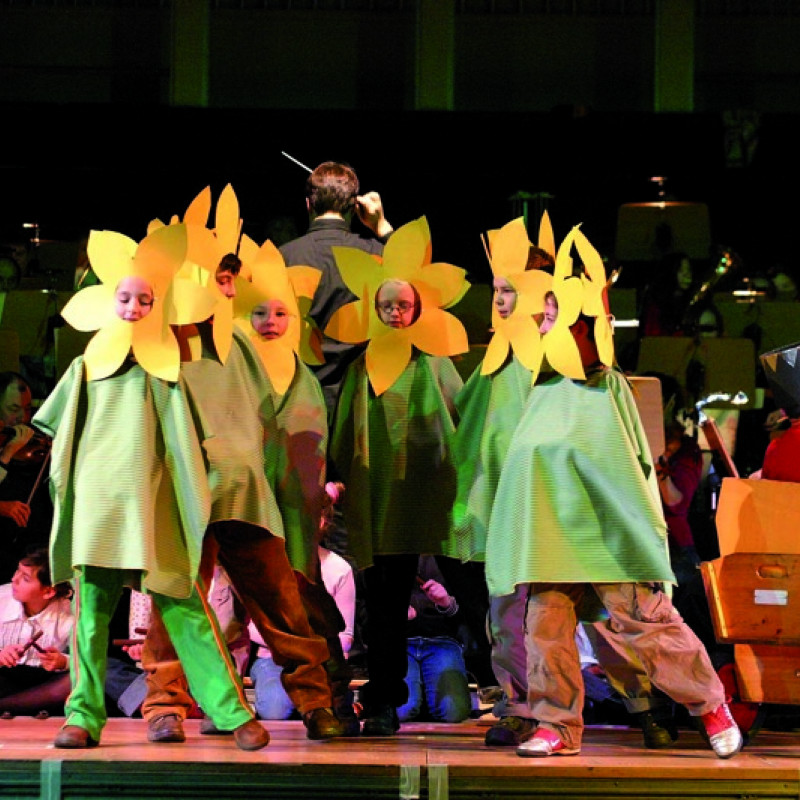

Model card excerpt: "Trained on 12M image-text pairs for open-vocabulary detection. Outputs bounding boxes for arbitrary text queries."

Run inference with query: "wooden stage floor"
[1,717,799,800]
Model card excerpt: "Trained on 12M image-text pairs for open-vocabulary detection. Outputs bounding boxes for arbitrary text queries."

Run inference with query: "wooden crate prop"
[734,644,800,705]
[702,478,800,646]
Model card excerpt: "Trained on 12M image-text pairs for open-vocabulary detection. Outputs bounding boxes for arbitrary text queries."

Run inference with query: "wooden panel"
[735,643,800,705]
[702,554,800,645]
[716,478,800,556]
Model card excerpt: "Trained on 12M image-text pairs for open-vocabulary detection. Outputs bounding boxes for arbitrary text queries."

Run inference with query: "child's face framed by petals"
[493,276,517,319]
[114,276,154,322]
[376,280,418,329]
[539,292,558,334]
[251,299,290,340]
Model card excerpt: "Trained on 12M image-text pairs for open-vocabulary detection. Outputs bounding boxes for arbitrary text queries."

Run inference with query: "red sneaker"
[516,727,580,758]
[700,702,743,759]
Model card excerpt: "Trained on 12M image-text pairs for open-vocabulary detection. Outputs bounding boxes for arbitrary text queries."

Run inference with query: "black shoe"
[484,716,536,747]
[147,713,186,744]
[634,710,679,749]
[361,706,400,737]
[334,705,361,736]
[303,707,348,740]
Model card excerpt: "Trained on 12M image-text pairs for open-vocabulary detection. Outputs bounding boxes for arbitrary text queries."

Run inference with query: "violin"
[0,423,52,465]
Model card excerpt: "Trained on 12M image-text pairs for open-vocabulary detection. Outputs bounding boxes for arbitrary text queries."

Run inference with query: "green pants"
[65,565,253,742]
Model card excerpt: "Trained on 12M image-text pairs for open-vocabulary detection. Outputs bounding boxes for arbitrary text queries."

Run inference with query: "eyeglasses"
[377,302,416,314]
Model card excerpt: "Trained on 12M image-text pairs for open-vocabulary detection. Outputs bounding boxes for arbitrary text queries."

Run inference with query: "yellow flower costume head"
[481,216,553,380]
[232,237,323,395]
[60,223,217,382]
[150,183,245,364]
[543,223,615,381]
[325,216,470,395]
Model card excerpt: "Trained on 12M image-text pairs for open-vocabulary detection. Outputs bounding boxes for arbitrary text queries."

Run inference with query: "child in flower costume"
[327,217,469,735]
[138,185,342,744]
[483,224,742,760]
[32,223,268,750]
[232,237,359,733]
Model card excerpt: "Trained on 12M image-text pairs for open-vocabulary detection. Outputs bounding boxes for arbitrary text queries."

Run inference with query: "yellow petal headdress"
[151,184,245,364]
[481,217,553,379]
[325,216,470,395]
[575,226,615,369]
[60,224,216,382]
[541,224,615,380]
[233,238,322,395]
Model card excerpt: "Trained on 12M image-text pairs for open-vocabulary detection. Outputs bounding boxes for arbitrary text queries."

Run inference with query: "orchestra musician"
[0,372,52,583]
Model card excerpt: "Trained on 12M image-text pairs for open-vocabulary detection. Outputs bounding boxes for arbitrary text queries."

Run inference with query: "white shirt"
[0,583,73,668]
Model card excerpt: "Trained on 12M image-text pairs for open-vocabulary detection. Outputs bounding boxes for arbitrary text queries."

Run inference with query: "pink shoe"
[516,727,580,758]
[700,702,743,759]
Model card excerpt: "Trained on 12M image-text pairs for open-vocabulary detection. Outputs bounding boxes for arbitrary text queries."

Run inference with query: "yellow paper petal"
[296,296,325,366]
[87,230,137,287]
[331,247,382,302]
[415,265,470,309]
[508,318,545,372]
[61,285,117,332]
[183,186,212,227]
[288,265,322,301]
[365,330,413,395]
[326,298,371,344]
[131,311,180,382]
[83,320,133,382]
[184,225,220,275]
[573,226,606,286]
[537,210,556,260]
[237,233,260,279]
[511,269,553,317]
[410,309,468,357]
[481,331,512,375]
[383,217,431,280]
[134,223,187,288]
[490,218,531,276]
[544,326,586,381]
[554,276,583,326]
[215,183,242,256]
[168,277,217,326]
[248,334,297,396]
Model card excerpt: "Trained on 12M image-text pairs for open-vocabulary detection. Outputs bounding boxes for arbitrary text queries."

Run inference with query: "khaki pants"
[525,582,725,750]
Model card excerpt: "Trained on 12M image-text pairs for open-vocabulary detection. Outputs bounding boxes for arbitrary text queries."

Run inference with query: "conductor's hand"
[355,192,393,239]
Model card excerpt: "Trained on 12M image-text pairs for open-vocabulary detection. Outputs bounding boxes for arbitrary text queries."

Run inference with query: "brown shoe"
[200,714,232,736]
[233,719,270,751]
[147,713,186,744]
[54,725,98,749]
[303,707,348,740]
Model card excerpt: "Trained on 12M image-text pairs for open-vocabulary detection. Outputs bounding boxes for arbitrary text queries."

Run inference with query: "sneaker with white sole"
[516,726,580,758]
[700,702,743,759]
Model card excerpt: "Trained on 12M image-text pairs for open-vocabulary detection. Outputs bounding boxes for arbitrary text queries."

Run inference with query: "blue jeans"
[250,655,296,720]
[397,637,471,723]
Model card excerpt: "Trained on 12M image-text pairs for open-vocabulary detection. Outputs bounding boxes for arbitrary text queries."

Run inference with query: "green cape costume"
[451,355,533,563]
[331,351,462,569]
[263,354,328,579]
[183,325,284,539]
[486,369,675,597]
[33,357,211,598]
